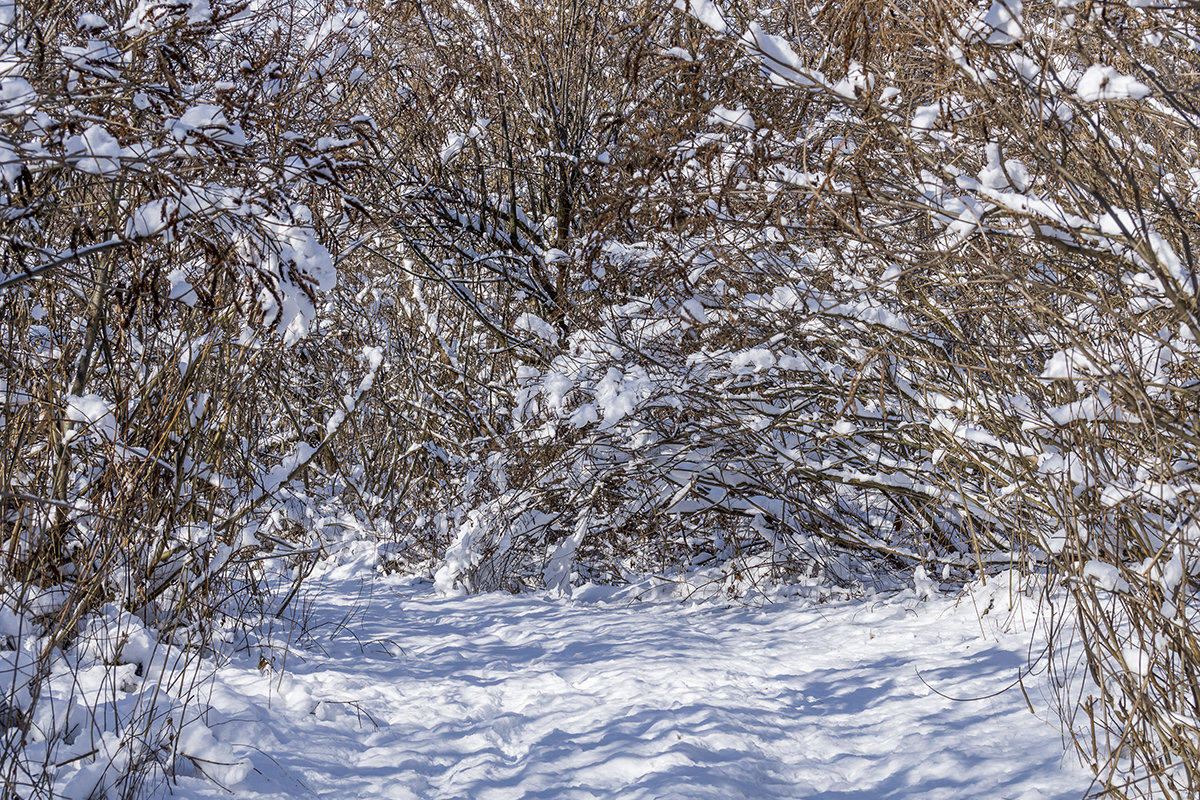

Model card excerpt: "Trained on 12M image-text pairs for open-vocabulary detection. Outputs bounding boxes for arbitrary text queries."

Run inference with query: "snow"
[831,61,874,101]
[440,132,467,164]
[543,248,570,264]
[168,104,246,147]
[730,347,776,373]
[680,298,707,325]
[1160,549,1184,592]
[0,76,35,115]
[124,0,211,33]
[673,0,729,35]
[0,140,19,187]
[961,0,1024,45]
[440,120,489,164]
[126,197,179,239]
[707,105,755,131]
[77,12,108,30]
[911,102,940,131]
[568,402,599,428]
[978,143,1029,192]
[516,312,560,346]
[741,23,827,91]
[63,392,117,442]
[168,268,197,305]
[1075,65,1150,102]
[661,47,694,62]
[541,371,573,409]
[595,367,651,429]
[543,515,589,597]
[66,124,121,177]
[253,347,381,501]
[1042,346,1098,380]
[157,565,1091,800]
[1082,560,1128,592]
[260,212,338,345]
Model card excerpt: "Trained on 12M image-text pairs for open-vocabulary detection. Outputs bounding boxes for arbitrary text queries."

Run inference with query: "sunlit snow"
[160,563,1092,800]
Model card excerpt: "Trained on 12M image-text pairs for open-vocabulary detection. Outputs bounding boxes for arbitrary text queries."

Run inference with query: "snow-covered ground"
[168,566,1094,800]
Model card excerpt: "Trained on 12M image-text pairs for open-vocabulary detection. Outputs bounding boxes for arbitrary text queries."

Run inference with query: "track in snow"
[174,569,1092,800]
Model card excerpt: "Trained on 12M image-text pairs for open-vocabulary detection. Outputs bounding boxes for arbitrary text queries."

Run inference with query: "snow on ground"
[168,565,1094,800]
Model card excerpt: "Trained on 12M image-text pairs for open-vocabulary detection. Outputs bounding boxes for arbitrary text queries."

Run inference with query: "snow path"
[174,574,1093,800]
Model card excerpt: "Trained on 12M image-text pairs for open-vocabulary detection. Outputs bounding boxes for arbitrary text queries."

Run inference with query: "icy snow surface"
[172,569,1092,800]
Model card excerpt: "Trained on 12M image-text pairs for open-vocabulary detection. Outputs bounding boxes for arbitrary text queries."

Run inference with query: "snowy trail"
[174,571,1093,800]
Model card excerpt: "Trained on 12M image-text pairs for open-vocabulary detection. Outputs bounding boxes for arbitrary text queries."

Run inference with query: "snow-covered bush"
[653,0,1200,795]
[0,0,382,794]
[3,0,1198,796]
[347,0,1200,795]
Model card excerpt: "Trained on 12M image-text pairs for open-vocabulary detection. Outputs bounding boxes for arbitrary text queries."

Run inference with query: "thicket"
[1,0,1198,796]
